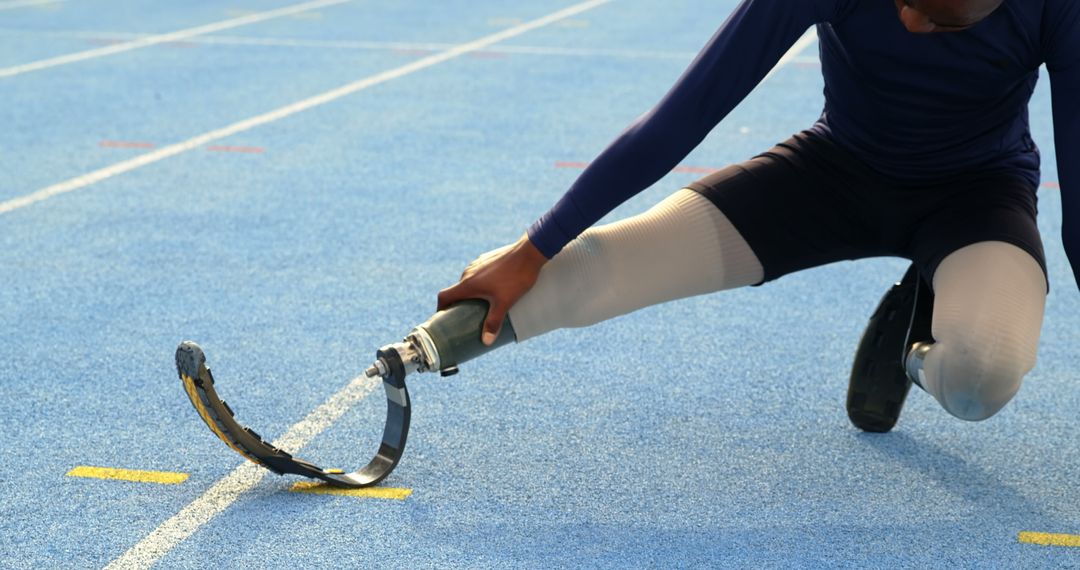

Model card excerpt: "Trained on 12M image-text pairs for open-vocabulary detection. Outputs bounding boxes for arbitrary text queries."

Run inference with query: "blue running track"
[1,1,1079,568]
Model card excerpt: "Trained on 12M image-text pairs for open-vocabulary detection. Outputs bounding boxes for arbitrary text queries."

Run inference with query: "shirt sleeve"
[524,0,833,258]
[1045,0,1080,290]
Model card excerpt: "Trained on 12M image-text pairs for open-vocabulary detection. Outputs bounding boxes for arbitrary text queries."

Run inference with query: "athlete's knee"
[927,338,1031,421]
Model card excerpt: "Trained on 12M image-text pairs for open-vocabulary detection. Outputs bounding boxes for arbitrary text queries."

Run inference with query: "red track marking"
[672,165,719,174]
[1042,181,1060,189]
[556,161,717,174]
[206,145,265,154]
[554,161,590,169]
[100,140,156,149]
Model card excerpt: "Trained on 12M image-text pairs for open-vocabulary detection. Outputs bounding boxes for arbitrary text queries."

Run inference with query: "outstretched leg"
[509,188,764,341]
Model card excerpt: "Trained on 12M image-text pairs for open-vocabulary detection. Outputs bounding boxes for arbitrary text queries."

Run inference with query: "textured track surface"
[2,1,1078,568]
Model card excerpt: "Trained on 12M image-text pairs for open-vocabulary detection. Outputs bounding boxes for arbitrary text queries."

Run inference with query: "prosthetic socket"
[365,300,515,383]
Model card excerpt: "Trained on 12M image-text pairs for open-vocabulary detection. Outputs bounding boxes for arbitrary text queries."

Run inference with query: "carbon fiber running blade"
[175,341,409,488]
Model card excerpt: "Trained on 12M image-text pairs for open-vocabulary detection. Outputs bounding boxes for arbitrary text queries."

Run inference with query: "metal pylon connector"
[364,329,439,381]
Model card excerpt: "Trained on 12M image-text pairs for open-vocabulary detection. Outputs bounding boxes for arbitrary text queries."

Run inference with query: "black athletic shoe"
[846,264,934,432]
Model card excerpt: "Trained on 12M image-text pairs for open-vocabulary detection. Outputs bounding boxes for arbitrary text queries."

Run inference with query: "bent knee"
[939,375,1021,421]
[929,340,1033,421]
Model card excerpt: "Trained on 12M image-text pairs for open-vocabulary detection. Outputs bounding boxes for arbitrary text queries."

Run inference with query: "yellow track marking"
[289,481,412,500]
[67,466,189,485]
[1019,532,1080,548]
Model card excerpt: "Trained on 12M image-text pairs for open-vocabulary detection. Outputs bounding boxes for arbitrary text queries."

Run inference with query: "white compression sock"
[509,188,764,341]
[918,241,1047,421]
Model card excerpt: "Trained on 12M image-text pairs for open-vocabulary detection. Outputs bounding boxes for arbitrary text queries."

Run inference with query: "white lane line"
[97,2,611,568]
[761,27,818,84]
[103,374,381,570]
[158,36,705,61]
[0,0,63,10]
[0,28,699,60]
[0,28,826,65]
[0,0,612,216]
[0,0,62,9]
[0,0,349,78]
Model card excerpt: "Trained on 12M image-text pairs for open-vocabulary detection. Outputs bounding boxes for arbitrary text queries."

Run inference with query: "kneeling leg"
[911,241,1046,421]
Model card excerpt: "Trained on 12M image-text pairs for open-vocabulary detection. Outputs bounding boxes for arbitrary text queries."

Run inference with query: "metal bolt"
[365,360,388,378]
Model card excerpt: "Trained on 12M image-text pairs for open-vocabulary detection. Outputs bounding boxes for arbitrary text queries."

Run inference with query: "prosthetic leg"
[175,300,509,488]
[846,265,934,432]
[176,188,763,487]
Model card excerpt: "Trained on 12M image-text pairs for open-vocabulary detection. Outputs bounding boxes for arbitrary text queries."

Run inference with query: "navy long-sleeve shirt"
[527,0,1080,288]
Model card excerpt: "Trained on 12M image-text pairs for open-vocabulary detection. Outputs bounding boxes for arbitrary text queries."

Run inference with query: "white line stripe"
[0,28,826,65]
[103,374,382,570]
[169,36,705,61]
[0,0,63,10]
[0,28,702,60]
[98,3,611,568]
[0,0,348,78]
[761,27,818,84]
[0,0,611,216]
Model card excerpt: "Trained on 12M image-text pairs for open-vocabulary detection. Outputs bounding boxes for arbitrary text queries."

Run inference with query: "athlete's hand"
[437,234,548,345]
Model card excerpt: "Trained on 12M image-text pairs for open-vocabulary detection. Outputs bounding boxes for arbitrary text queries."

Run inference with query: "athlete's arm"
[526,0,837,259]
[440,0,838,343]
[1046,0,1080,290]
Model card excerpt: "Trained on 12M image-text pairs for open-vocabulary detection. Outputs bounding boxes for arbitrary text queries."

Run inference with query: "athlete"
[436,0,1080,431]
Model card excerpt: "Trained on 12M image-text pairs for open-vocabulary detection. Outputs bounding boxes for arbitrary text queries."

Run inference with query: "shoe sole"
[846,267,920,433]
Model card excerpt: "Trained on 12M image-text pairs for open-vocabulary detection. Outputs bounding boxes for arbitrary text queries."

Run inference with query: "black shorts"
[687,130,1046,287]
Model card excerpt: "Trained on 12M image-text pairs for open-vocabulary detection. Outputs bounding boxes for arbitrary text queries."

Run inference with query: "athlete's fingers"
[437,283,504,345]
[437,282,475,311]
[439,236,547,335]
[481,301,509,345]
[437,284,504,345]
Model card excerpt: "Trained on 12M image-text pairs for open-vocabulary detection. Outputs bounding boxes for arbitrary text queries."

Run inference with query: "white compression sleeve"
[920,241,1047,421]
[509,188,764,341]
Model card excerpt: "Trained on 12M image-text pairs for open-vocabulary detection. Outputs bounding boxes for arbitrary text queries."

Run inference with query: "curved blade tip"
[175,341,206,379]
